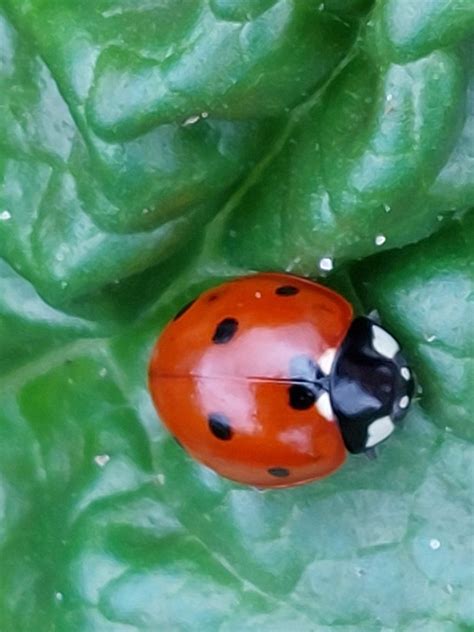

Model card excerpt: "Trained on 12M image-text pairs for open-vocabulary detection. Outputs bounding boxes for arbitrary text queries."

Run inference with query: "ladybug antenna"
[367,308,381,324]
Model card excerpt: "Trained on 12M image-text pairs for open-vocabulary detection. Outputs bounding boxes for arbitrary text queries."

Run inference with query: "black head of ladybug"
[329,316,415,454]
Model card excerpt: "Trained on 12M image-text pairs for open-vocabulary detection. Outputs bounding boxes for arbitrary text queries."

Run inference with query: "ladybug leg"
[367,308,381,324]
[365,447,378,460]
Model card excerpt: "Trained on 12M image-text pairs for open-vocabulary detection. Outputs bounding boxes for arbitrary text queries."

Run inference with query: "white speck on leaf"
[182,114,200,126]
[201,111,209,118]
[55,592,64,602]
[375,234,386,246]
[0,210,11,221]
[99,368,108,378]
[60,281,68,289]
[156,473,166,485]
[425,334,437,342]
[229,229,237,238]
[386,93,393,102]
[383,203,391,212]
[429,538,441,550]
[142,208,150,214]
[319,257,333,271]
[94,454,110,468]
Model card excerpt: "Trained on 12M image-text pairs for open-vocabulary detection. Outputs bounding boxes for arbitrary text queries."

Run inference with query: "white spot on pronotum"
[375,234,386,246]
[255,291,262,299]
[0,210,11,221]
[319,257,333,272]
[365,416,395,448]
[316,392,334,421]
[372,325,400,359]
[99,367,108,378]
[319,348,336,375]
[400,367,411,381]
[94,454,110,468]
[182,114,200,126]
[430,538,441,550]
[399,395,410,409]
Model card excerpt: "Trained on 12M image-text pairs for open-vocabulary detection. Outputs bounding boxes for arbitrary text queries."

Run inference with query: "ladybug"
[149,273,414,488]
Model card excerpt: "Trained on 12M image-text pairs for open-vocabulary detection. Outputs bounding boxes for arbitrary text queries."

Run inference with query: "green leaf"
[368,0,474,63]
[220,33,470,272]
[0,7,274,303]
[1,248,473,627]
[0,0,473,629]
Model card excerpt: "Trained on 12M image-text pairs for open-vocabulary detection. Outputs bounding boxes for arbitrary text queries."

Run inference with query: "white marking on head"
[316,392,334,421]
[400,367,411,381]
[365,416,395,448]
[399,395,410,409]
[371,325,400,359]
[319,348,336,375]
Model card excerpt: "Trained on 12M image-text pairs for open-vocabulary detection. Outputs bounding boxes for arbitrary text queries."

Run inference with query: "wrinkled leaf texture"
[0,0,473,630]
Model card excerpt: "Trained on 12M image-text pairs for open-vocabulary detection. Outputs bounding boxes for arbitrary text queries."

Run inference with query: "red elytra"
[148,273,353,488]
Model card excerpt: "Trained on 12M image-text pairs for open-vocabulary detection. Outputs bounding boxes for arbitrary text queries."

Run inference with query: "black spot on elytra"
[275,285,299,296]
[173,299,196,321]
[208,413,233,440]
[289,384,316,410]
[212,318,238,344]
[268,467,290,478]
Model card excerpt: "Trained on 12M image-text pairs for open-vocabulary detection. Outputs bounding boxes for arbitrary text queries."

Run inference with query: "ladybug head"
[329,316,415,454]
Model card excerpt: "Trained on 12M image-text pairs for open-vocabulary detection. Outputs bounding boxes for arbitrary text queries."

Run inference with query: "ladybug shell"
[149,273,353,488]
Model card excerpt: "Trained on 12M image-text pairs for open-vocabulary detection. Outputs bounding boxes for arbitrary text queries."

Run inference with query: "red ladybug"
[149,273,414,488]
